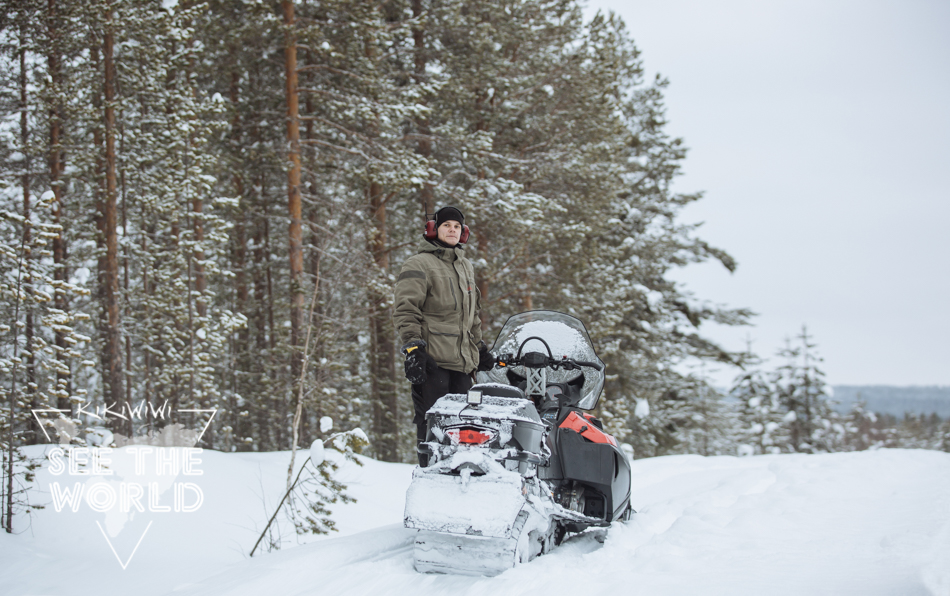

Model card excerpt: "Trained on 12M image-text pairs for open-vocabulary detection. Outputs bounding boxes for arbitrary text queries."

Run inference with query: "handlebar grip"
[574,360,603,371]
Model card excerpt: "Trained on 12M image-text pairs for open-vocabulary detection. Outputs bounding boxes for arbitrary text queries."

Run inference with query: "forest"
[2,0,948,529]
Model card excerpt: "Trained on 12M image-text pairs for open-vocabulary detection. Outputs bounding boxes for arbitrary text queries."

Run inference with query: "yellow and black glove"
[401,340,428,385]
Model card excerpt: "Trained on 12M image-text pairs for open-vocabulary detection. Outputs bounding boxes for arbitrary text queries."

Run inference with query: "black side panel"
[558,429,614,485]
[557,428,633,522]
[557,429,616,519]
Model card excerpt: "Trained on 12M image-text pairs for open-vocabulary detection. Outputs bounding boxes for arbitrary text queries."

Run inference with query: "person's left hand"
[477,344,496,372]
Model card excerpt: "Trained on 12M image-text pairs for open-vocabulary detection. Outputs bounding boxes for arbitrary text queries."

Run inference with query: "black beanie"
[435,206,464,228]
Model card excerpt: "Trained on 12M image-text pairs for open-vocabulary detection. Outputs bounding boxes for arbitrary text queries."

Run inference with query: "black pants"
[412,358,472,466]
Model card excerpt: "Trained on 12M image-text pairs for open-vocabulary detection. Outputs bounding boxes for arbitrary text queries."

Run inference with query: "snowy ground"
[2,446,949,596]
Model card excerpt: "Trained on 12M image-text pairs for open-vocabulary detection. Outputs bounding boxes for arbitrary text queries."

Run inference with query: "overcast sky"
[586,0,950,386]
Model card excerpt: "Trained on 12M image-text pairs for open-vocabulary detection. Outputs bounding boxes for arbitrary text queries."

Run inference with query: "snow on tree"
[732,346,785,455]
[770,327,844,453]
[0,0,772,465]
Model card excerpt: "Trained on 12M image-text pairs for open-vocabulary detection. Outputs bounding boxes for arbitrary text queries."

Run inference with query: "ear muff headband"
[424,219,470,244]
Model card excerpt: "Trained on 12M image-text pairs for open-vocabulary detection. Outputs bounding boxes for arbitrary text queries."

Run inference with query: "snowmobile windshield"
[480,311,605,410]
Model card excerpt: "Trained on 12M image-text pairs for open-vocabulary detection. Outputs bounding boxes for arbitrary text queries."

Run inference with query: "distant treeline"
[832,386,950,417]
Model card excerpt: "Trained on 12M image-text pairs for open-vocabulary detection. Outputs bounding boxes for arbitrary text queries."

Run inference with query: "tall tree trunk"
[230,69,248,330]
[99,6,124,413]
[192,202,206,319]
[229,68,248,450]
[361,7,399,461]
[91,41,105,416]
[368,183,398,461]
[169,219,181,423]
[252,200,269,450]
[283,0,304,451]
[121,168,133,439]
[47,0,72,414]
[283,0,304,370]
[263,201,284,448]
[302,52,322,447]
[141,218,152,433]
[20,28,39,444]
[412,0,434,215]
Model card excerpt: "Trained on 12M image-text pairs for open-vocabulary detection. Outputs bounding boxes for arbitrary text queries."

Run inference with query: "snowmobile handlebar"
[492,336,603,371]
[495,351,603,372]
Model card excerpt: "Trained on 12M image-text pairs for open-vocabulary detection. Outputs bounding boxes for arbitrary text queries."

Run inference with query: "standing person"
[393,206,495,465]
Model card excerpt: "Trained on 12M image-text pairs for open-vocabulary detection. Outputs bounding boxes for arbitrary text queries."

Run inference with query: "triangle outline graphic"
[29,408,71,442]
[96,520,153,570]
[176,408,217,444]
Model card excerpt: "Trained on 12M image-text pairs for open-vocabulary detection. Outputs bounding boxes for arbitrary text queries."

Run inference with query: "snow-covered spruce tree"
[284,0,431,461]
[196,0,292,452]
[771,327,844,453]
[940,419,950,453]
[0,0,755,464]
[732,347,785,455]
[414,0,581,326]
[15,0,246,444]
[379,4,750,457]
[1,0,92,422]
[0,196,89,441]
[0,192,88,530]
[105,0,241,444]
[842,400,901,451]
[197,0,431,458]
[566,15,749,456]
[0,175,46,531]
[665,374,738,456]
[894,413,947,451]
[432,8,749,455]
[0,0,90,434]
[0,6,89,526]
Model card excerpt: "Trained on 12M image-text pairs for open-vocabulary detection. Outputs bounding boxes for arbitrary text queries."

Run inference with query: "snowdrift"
[1,447,948,596]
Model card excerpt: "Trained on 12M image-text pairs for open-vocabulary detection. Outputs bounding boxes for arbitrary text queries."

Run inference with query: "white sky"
[586,0,950,386]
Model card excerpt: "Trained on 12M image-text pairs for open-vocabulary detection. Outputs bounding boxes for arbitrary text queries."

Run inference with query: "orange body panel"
[559,411,618,446]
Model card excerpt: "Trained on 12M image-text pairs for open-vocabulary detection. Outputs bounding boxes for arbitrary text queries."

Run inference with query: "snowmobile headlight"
[445,426,495,446]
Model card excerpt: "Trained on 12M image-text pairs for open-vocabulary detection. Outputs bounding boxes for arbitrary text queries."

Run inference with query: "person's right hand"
[402,340,427,385]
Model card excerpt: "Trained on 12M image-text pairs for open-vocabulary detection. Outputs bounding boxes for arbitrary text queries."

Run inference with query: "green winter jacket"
[393,241,482,373]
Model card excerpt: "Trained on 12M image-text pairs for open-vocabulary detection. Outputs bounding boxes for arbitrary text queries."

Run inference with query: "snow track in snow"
[171,450,950,596]
[2,448,949,596]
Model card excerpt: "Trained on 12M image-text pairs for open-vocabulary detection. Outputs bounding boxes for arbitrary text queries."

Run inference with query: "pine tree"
[0,0,756,466]
[771,327,843,453]
[0,0,90,531]
[843,399,894,451]
[732,348,785,455]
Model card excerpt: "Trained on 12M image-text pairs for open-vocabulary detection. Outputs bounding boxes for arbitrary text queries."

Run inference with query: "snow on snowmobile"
[404,310,634,576]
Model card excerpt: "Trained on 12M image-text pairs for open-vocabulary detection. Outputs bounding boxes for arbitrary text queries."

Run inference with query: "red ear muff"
[424,212,469,244]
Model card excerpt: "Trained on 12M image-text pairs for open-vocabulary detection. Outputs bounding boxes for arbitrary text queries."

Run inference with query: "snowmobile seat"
[470,383,525,400]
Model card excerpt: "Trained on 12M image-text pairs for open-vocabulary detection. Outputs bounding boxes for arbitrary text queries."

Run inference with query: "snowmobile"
[404,310,634,575]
